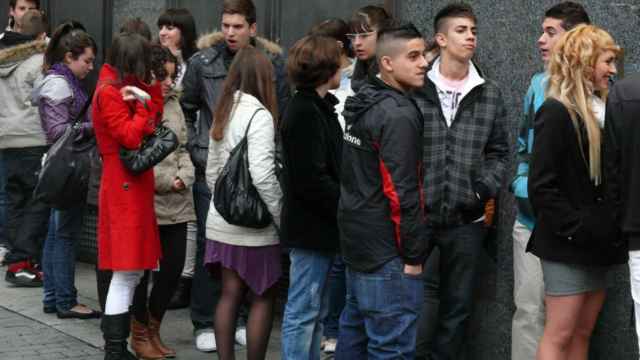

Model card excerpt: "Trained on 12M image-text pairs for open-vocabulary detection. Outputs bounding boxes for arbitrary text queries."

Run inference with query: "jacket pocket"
[570,203,619,247]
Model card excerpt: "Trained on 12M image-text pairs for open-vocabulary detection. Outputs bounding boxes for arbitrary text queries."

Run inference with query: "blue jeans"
[323,254,346,339]
[42,205,84,311]
[0,150,7,248]
[282,248,334,360]
[417,222,487,360]
[335,257,423,360]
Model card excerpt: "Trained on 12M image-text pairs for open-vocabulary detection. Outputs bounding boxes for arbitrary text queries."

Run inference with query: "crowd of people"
[0,0,639,359]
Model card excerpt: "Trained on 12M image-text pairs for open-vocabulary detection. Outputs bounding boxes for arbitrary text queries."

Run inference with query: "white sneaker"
[323,338,337,353]
[235,326,247,346]
[195,330,217,352]
[0,246,8,265]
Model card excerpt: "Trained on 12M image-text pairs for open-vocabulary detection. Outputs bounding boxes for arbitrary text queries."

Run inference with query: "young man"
[179,0,289,352]
[413,4,509,359]
[510,3,590,359]
[0,0,39,48]
[604,72,640,359]
[0,5,48,287]
[336,23,429,359]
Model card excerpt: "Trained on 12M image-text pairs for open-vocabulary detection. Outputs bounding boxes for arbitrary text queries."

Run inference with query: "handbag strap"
[242,108,265,140]
[71,95,92,128]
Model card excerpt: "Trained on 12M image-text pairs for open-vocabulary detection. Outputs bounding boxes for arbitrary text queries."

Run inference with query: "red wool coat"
[92,64,164,270]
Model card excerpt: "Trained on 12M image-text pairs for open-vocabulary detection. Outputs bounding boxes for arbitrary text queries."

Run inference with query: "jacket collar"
[0,39,46,65]
[196,31,283,56]
[297,87,339,114]
[427,57,485,98]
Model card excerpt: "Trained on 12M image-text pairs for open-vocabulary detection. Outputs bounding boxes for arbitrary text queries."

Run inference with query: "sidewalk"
[0,262,285,359]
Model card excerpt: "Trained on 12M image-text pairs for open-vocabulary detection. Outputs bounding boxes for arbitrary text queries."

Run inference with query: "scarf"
[48,62,88,120]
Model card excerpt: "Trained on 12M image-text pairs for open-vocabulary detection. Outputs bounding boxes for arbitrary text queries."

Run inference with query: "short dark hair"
[10,0,40,9]
[350,5,391,33]
[107,32,151,81]
[376,22,423,62]
[44,21,97,72]
[119,17,152,41]
[222,0,256,25]
[19,9,46,37]
[308,18,354,58]
[150,43,178,82]
[157,8,198,60]
[545,1,590,30]
[434,3,476,33]
[287,35,341,89]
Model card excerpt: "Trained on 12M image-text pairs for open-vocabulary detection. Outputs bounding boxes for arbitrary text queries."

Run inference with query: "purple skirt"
[204,240,282,296]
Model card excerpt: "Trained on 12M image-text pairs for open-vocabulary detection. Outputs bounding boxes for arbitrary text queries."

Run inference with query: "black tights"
[132,222,187,323]
[215,266,277,360]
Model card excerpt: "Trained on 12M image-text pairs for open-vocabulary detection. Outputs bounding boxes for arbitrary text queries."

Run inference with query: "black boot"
[101,313,138,360]
[167,277,192,310]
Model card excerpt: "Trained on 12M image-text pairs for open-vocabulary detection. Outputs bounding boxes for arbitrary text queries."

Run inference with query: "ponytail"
[44,21,97,73]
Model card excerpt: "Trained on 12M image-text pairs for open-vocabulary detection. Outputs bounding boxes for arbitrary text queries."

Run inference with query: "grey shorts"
[541,259,609,296]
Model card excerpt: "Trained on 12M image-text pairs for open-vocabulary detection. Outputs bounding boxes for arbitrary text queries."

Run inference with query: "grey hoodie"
[0,39,47,149]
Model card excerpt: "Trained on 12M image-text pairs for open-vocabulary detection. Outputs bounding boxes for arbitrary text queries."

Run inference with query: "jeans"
[0,150,7,248]
[190,179,219,331]
[4,146,50,265]
[511,220,544,360]
[323,254,346,339]
[416,221,487,360]
[42,206,84,311]
[335,257,423,360]
[282,248,334,360]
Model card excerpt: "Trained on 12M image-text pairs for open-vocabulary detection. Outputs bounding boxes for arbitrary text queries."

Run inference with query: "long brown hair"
[211,46,278,141]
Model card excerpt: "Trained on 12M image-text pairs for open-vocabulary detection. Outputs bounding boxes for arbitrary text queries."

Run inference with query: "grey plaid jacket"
[413,71,510,227]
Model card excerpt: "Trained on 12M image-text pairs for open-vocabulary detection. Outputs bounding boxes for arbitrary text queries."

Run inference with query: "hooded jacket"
[338,77,428,273]
[0,39,47,149]
[0,30,34,49]
[180,32,290,177]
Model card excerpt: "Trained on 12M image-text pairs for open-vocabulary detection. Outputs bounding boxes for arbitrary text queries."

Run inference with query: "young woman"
[32,21,99,319]
[92,32,164,360]
[128,44,196,360]
[528,24,626,360]
[348,5,390,92]
[204,46,282,360]
[280,35,343,360]
[157,8,197,89]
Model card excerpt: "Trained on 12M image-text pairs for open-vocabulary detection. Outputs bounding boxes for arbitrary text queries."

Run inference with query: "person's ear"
[249,22,257,38]
[435,32,447,49]
[63,51,73,64]
[379,55,393,73]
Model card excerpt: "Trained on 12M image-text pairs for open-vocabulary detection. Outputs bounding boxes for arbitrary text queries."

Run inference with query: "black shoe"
[167,277,191,310]
[102,312,138,360]
[57,305,101,319]
[43,305,56,314]
[5,261,43,287]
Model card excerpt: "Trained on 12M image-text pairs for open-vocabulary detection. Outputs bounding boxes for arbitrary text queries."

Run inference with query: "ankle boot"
[167,277,191,310]
[130,317,164,359]
[148,313,176,358]
[101,313,138,360]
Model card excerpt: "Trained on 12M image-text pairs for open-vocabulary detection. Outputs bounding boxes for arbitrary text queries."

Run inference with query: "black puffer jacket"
[180,32,290,178]
[339,77,429,273]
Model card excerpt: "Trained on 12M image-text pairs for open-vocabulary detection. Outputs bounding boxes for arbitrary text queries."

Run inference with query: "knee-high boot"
[101,313,137,360]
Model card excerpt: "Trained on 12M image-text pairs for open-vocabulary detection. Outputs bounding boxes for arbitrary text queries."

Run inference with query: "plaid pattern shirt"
[413,75,510,226]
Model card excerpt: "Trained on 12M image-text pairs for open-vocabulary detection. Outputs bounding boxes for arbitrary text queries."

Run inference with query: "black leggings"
[132,222,187,322]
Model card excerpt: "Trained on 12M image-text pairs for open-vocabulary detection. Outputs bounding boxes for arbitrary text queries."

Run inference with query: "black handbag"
[119,123,179,175]
[214,109,273,229]
[34,101,96,209]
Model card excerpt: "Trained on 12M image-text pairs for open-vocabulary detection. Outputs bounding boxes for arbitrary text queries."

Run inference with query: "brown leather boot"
[130,318,164,359]
[148,314,176,358]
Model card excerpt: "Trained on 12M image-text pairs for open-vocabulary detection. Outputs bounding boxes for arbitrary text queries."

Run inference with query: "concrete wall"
[400,1,640,359]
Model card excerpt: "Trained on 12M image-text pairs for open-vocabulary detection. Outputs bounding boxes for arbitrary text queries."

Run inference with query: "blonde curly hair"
[547,24,620,184]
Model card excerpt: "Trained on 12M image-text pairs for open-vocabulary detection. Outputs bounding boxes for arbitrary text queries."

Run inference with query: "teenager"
[604,48,640,360]
[413,4,510,359]
[530,24,625,360]
[279,35,342,360]
[92,32,164,360]
[156,8,199,311]
[180,0,289,351]
[128,45,196,360]
[204,46,282,360]
[336,23,429,359]
[0,0,39,48]
[31,21,100,319]
[157,8,197,89]
[0,7,48,287]
[348,5,390,92]
[510,3,590,359]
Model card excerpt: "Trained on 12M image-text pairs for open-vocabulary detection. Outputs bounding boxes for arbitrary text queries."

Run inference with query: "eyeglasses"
[346,31,376,41]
